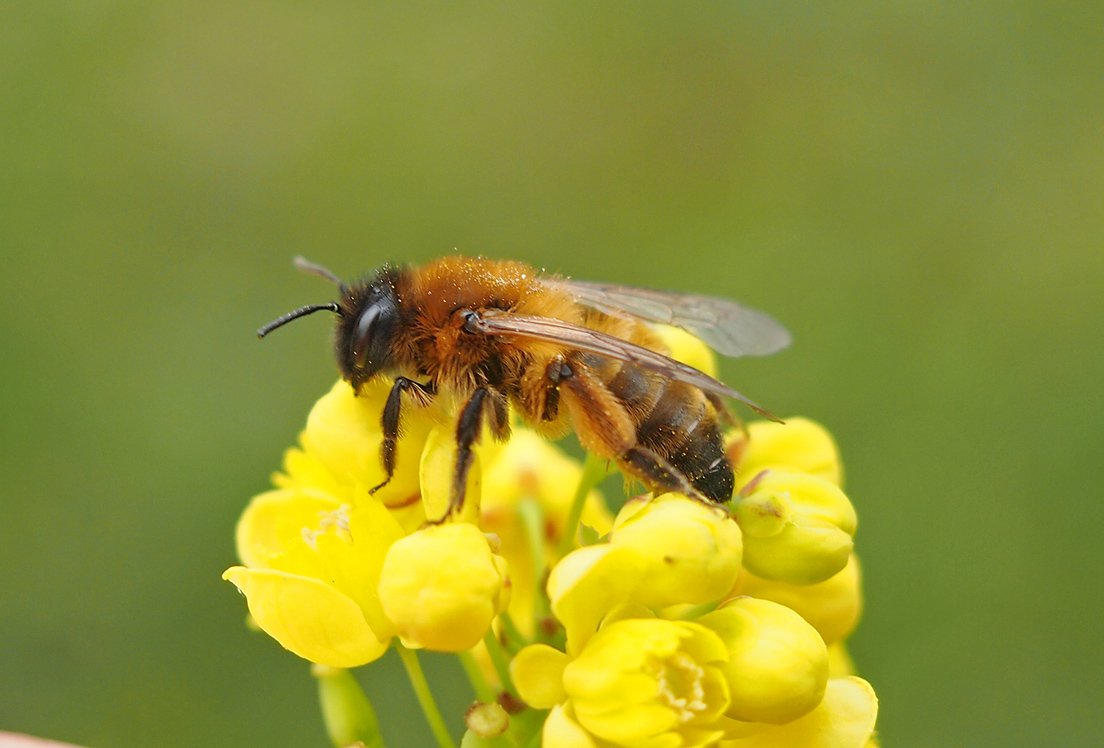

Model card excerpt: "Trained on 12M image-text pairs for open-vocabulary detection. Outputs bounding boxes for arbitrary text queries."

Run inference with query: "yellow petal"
[720,677,878,748]
[543,705,601,748]
[234,488,341,569]
[610,494,743,608]
[700,598,828,725]
[223,566,390,667]
[735,471,856,585]
[419,421,482,525]
[547,545,646,655]
[733,554,863,646]
[563,619,730,748]
[299,379,433,508]
[511,644,569,708]
[730,418,843,488]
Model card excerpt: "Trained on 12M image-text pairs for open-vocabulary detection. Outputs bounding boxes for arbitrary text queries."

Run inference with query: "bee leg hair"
[370,376,435,494]
[620,444,710,504]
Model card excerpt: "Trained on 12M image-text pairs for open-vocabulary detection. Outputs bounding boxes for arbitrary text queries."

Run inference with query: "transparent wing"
[548,279,791,358]
[469,311,780,420]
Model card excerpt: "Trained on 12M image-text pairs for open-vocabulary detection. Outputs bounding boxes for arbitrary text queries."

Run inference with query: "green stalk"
[312,664,386,748]
[482,630,517,697]
[456,650,496,703]
[397,646,457,748]
[516,497,551,636]
[497,610,527,652]
[556,452,606,559]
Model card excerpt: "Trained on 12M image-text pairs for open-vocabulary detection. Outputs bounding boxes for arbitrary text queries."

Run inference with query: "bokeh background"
[2,2,1101,746]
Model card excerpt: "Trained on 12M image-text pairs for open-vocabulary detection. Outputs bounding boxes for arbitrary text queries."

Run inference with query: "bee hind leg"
[620,445,713,505]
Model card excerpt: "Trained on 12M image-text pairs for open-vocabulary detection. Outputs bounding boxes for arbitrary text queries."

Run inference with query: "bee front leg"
[370,376,434,494]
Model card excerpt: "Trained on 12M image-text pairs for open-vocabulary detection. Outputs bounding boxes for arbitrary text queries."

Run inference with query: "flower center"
[301,504,352,548]
[649,652,707,723]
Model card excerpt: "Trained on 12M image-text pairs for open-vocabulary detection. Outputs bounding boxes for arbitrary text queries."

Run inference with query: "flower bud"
[700,597,828,725]
[610,494,743,608]
[729,418,842,488]
[562,618,730,747]
[464,701,509,738]
[378,523,510,651]
[716,677,877,747]
[734,554,862,646]
[734,470,856,584]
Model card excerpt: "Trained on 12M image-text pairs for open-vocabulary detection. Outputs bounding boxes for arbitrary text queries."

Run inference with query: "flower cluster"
[224,331,879,747]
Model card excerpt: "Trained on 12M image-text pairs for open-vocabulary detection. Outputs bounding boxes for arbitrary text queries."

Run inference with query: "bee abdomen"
[615,364,734,503]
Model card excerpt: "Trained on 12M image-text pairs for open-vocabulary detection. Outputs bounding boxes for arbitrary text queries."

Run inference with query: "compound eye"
[352,305,382,367]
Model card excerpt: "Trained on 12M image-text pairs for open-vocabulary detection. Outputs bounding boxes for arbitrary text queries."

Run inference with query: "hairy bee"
[259,256,789,517]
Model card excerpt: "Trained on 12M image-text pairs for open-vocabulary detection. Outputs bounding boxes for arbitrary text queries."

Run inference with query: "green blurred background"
[2,2,1101,746]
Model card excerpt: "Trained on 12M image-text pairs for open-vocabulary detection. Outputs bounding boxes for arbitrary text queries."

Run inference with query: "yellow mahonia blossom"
[734,469,856,585]
[227,363,880,747]
[698,597,828,725]
[223,486,402,667]
[729,417,843,488]
[378,522,510,651]
[733,555,863,646]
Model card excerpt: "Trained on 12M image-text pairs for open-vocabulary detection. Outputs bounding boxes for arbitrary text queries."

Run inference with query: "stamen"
[650,652,708,723]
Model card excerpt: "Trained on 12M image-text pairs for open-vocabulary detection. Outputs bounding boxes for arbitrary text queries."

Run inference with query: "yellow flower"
[610,494,743,609]
[223,486,403,667]
[275,379,438,519]
[717,677,878,748]
[547,544,647,654]
[377,522,510,651]
[728,418,843,488]
[699,597,828,725]
[511,643,570,709]
[417,419,484,526]
[733,554,863,646]
[479,428,611,635]
[516,618,731,748]
[734,470,856,585]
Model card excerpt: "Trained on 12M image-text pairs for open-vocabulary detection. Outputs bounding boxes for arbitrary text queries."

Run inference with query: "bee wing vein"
[548,280,791,358]
[474,312,775,419]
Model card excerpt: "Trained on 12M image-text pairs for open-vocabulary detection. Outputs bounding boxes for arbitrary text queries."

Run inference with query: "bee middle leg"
[370,376,434,494]
[432,386,509,522]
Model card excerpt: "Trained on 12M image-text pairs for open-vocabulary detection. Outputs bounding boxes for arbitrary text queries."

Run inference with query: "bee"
[258,256,790,518]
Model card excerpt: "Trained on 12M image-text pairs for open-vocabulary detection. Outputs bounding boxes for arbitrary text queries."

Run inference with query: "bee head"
[258,258,401,391]
[334,267,401,389]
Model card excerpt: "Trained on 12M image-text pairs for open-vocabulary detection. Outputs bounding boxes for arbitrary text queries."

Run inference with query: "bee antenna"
[257,303,341,339]
[293,256,343,286]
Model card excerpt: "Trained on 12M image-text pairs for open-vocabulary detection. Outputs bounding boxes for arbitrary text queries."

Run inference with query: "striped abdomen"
[574,352,734,503]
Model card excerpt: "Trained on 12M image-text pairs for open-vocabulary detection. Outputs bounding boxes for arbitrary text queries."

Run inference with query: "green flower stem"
[516,497,551,635]
[557,452,606,559]
[497,610,526,652]
[312,664,386,748]
[456,650,496,703]
[398,645,457,748]
[482,630,517,697]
